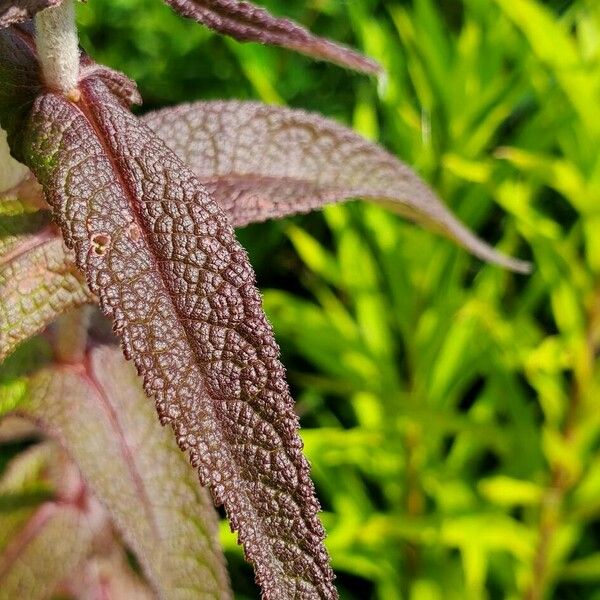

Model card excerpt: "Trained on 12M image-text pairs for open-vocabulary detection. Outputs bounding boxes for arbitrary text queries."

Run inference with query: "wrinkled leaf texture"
[6,344,231,599]
[17,67,337,599]
[0,19,528,597]
[142,101,530,273]
[0,93,529,363]
[163,0,380,74]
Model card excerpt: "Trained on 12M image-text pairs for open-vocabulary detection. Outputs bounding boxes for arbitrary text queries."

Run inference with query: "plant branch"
[523,304,595,600]
[34,0,80,98]
[52,306,92,364]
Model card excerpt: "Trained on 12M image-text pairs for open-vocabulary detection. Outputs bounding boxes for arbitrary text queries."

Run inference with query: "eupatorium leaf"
[0,444,100,600]
[143,101,530,273]
[0,439,154,599]
[13,344,232,599]
[20,76,336,598]
[163,0,380,74]
[0,196,93,362]
[0,0,61,28]
[60,543,155,600]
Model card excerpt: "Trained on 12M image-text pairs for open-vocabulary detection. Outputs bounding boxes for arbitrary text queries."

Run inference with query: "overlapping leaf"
[60,544,155,600]
[10,344,232,599]
[142,101,530,272]
[0,191,93,362]
[163,0,380,74]
[18,72,336,598]
[0,438,157,599]
[0,444,101,600]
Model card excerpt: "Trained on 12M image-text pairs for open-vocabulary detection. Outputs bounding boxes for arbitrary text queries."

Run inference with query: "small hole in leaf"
[91,233,111,256]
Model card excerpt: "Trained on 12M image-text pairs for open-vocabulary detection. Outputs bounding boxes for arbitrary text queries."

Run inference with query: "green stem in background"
[524,298,597,600]
[524,470,566,600]
[52,306,92,364]
[404,423,424,586]
[34,0,80,99]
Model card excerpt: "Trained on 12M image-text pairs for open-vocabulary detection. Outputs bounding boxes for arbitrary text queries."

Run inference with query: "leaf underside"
[142,101,530,273]
[22,75,336,598]
[0,438,156,599]
[163,0,380,74]
[10,344,232,599]
[0,195,93,363]
[0,443,102,600]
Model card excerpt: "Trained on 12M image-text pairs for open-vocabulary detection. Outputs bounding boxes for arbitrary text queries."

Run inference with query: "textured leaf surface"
[22,78,335,598]
[0,196,93,363]
[0,0,61,28]
[143,101,530,272]
[15,345,232,599]
[163,0,380,74]
[0,444,100,600]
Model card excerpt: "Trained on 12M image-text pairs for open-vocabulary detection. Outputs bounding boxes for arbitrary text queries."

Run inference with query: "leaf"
[60,543,155,599]
[0,0,62,29]
[494,0,599,136]
[163,0,380,74]
[11,344,232,598]
[19,74,336,598]
[0,444,100,600]
[0,440,153,599]
[142,101,530,273]
[0,196,93,363]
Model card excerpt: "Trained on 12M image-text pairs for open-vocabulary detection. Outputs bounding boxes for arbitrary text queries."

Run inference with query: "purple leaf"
[164,0,380,74]
[20,75,336,598]
[0,193,93,363]
[0,0,62,29]
[12,344,232,599]
[60,543,155,600]
[0,444,103,599]
[0,440,154,599]
[142,101,531,273]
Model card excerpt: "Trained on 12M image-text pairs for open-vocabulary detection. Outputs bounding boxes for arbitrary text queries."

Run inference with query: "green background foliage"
[4,0,600,598]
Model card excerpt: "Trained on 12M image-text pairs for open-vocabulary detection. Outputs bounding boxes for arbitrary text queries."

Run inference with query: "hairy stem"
[34,0,80,97]
[53,306,92,364]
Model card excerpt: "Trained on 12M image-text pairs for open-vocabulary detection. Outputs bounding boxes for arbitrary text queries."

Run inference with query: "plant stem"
[34,0,80,98]
[523,303,595,600]
[53,306,92,364]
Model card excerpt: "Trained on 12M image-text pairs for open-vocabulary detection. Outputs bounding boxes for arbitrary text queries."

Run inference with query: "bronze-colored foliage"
[0,3,534,596]
[143,101,530,272]
[11,344,232,599]
[21,74,337,597]
[163,0,380,74]
[0,193,92,362]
